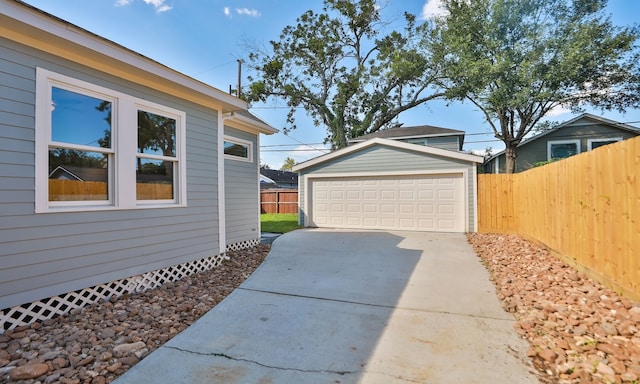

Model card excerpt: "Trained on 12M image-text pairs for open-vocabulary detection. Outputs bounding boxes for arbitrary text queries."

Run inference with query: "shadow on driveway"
[114,229,538,383]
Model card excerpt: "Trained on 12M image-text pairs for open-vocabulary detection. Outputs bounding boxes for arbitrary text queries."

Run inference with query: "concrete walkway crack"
[165,346,358,376]
[238,287,514,322]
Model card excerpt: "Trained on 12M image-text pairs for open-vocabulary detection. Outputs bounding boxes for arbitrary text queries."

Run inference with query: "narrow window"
[224,136,253,162]
[136,110,177,201]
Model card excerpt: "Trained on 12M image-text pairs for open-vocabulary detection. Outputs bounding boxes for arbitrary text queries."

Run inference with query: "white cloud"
[116,0,172,12]
[223,6,231,17]
[420,0,447,20]
[546,105,572,117]
[143,0,172,12]
[236,8,261,17]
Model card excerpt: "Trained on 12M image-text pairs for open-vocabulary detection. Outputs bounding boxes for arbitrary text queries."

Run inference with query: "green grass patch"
[261,213,302,234]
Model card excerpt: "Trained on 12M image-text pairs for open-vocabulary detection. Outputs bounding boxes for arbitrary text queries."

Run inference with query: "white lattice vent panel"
[226,238,260,251]
[1,253,227,333]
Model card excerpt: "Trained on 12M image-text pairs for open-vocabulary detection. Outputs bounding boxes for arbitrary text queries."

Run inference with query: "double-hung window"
[35,68,186,212]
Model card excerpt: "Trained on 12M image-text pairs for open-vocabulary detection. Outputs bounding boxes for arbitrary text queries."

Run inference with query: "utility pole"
[236,59,242,98]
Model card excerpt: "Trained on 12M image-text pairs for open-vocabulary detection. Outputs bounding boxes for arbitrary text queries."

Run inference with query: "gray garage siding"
[0,38,222,309]
[224,126,260,247]
[297,144,477,232]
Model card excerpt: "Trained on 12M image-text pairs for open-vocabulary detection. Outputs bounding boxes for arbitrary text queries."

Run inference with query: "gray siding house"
[293,138,483,233]
[484,114,640,173]
[0,1,276,331]
[349,125,466,152]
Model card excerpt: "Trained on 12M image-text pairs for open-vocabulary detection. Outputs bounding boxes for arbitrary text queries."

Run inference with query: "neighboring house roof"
[260,169,299,186]
[49,166,106,182]
[350,125,466,148]
[1,0,277,135]
[485,113,640,163]
[293,137,483,172]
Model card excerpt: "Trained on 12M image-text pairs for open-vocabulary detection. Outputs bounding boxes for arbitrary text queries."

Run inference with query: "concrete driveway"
[114,229,539,383]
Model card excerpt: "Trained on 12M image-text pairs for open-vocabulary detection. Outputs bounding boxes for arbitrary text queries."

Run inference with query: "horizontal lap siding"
[0,38,221,309]
[224,127,259,245]
[299,145,477,231]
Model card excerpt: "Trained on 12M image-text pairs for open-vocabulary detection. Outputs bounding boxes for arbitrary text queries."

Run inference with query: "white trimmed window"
[547,139,580,161]
[587,137,622,150]
[223,136,253,162]
[35,68,186,212]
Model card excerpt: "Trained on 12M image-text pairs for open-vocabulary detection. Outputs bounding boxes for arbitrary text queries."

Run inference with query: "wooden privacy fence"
[260,189,298,214]
[477,136,640,300]
[49,180,173,200]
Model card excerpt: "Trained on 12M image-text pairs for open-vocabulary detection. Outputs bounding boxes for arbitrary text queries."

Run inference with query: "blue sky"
[23,0,640,168]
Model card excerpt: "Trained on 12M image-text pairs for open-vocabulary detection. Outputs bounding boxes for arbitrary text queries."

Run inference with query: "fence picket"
[478,136,640,300]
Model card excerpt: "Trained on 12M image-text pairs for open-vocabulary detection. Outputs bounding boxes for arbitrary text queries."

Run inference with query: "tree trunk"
[504,143,517,174]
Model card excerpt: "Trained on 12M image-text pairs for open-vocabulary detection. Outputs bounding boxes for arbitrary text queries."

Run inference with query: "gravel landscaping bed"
[3,234,640,384]
[468,233,640,384]
[0,244,271,383]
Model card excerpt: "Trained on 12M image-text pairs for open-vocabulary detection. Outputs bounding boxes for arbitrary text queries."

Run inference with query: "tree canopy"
[245,0,445,149]
[280,157,296,171]
[427,0,640,173]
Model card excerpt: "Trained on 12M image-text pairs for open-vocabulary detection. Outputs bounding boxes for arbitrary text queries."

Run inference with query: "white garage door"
[309,174,465,232]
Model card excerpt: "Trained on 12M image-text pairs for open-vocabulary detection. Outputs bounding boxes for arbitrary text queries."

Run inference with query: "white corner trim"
[218,111,227,254]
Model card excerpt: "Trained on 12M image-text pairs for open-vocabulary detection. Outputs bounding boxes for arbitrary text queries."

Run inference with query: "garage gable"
[294,138,483,233]
[293,138,482,173]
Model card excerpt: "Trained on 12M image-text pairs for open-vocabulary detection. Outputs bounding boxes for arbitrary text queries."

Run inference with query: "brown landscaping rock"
[9,362,49,379]
[0,244,270,383]
[468,233,640,384]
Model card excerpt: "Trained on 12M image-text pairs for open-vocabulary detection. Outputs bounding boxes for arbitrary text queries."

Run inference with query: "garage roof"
[293,138,483,172]
[350,125,465,143]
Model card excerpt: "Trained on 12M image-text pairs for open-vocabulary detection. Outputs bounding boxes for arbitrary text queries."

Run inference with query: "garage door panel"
[309,174,465,232]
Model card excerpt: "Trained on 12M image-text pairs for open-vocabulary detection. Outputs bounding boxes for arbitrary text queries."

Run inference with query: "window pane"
[136,158,174,200]
[224,141,248,158]
[52,87,112,148]
[591,140,617,150]
[48,149,108,201]
[550,143,577,159]
[138,111,176,157]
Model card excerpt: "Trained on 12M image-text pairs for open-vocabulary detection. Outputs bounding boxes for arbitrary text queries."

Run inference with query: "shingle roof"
[260,169,298,185]
[350,125,465,142]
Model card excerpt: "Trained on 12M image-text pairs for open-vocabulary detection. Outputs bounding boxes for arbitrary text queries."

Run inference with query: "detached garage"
[292,138,484,233]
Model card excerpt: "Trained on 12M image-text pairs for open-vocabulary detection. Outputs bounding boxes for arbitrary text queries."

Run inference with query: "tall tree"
[280,157,296,171]
[427,0,640,173]
[245,0,445,149]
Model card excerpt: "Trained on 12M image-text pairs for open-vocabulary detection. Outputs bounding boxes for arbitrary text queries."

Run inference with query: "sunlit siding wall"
[224,126,260,247]
[0,37,221,309]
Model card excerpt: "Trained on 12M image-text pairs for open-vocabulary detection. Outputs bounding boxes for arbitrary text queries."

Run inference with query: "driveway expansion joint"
[238,287,515,322]
[164,346,358,376]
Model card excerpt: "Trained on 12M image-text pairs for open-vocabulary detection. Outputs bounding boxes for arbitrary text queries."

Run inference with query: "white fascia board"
[293,138,484,172]
[223,112,279,135]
